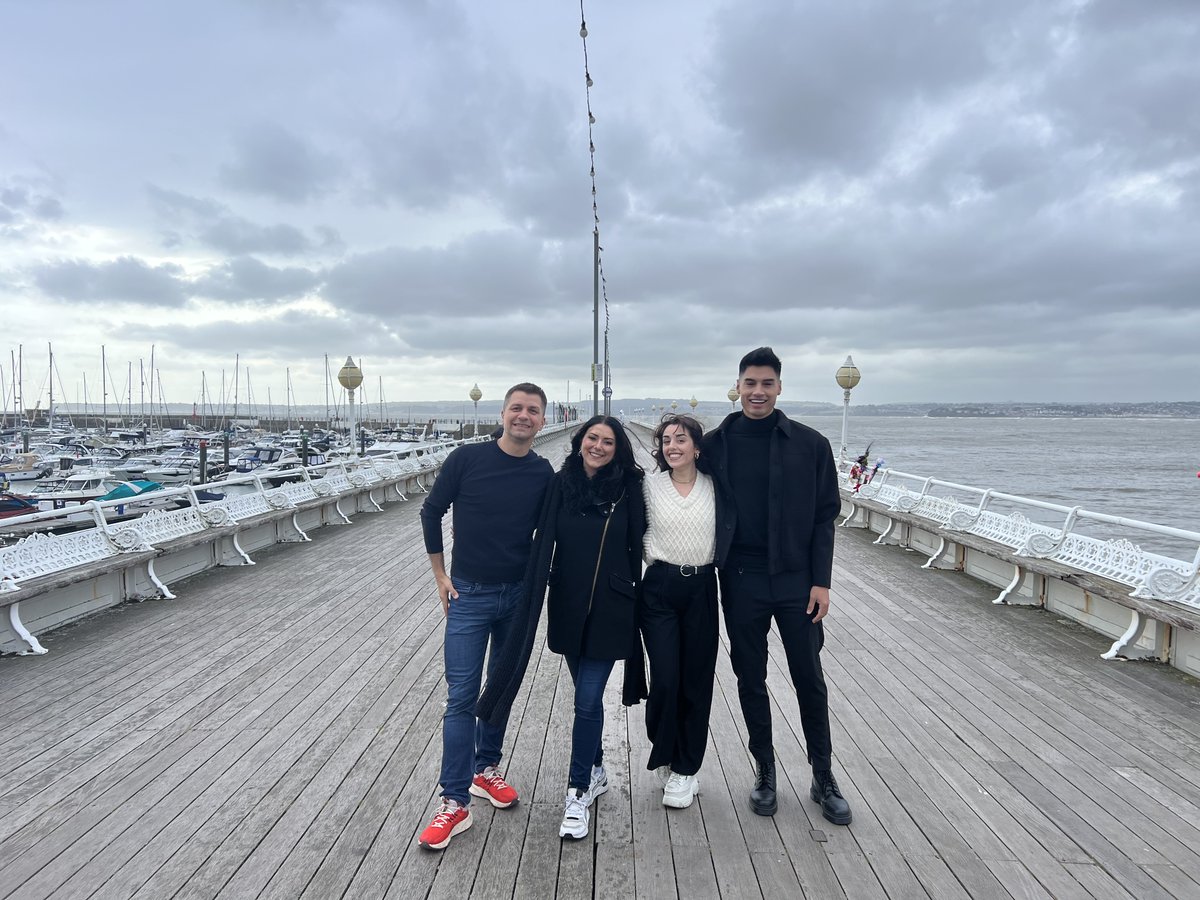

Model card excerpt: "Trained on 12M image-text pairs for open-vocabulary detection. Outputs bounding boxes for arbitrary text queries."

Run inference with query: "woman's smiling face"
[580,424,616,476]
[659,424,695,471]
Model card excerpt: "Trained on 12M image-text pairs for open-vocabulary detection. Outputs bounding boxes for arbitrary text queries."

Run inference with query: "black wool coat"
[701,410,841,587]
[476,469,647,726]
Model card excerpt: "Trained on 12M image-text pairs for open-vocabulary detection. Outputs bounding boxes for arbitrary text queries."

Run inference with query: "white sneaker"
[560,788,590,839]
[663,772,699,809]
[587,765,609,804]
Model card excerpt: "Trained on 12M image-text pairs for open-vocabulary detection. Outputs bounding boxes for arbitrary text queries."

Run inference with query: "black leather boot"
[810,769,852,825]
[750,759,777,816]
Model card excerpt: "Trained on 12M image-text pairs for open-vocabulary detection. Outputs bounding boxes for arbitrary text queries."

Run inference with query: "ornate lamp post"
[337,356,364,457]
[469,383,482,438]
[689,395,698,413]
[728,385,738,409]
[670,400,678,413]
[835,354,862,465]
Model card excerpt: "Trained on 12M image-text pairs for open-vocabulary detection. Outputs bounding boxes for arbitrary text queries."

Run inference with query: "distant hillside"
[41,398,1200,426]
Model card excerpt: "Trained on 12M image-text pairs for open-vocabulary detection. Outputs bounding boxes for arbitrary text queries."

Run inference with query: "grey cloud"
[703,0,1008,179]
[323,232,570,317]
[140,309,409,359]
[34,257,189,306]
[193,257,322,302]
[148,185,321,256]
[147,187,225,219]
[0,179,66,233]
[199,218,313,256]
[360,45,593,238]
[314,225,345,253]
[219,122,341,204]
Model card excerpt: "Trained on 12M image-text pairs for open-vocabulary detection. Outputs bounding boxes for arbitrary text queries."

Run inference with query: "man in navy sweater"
[702,347,852,826]
[416,383,554,850]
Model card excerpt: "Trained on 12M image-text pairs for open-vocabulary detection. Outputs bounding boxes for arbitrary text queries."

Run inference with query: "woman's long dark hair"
[561,415,643,513]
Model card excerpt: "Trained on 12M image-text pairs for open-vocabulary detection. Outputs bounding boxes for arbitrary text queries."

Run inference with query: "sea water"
[684,414,1200,561]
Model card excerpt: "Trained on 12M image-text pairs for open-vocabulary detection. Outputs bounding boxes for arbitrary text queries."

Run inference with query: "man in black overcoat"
[702,346,852,825]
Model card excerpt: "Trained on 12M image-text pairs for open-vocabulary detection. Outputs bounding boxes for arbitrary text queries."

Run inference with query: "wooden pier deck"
[3,447,1200,898]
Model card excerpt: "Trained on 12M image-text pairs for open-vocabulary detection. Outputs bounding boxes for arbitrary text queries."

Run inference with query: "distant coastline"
[847,400,1200,419]
[19,399,1200,425]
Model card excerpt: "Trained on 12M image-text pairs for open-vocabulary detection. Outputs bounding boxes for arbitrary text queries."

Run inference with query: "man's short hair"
[504,382,548,410]
[739,346,782,377]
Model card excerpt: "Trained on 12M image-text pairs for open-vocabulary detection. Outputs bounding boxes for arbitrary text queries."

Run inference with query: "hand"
[436,573,459,615]
[807,586,830,623]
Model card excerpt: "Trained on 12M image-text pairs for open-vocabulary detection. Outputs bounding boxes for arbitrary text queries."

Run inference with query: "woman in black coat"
[477,414,645,841]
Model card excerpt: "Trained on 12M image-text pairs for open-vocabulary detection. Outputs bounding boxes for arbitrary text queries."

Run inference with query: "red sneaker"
[469,766,519,808]
[418,799,472,850]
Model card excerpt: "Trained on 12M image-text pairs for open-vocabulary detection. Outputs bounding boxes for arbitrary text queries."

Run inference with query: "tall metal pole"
[337,357,364,459]
[840,390,851,466]
[834,355,862,466]
[592,227,600,417]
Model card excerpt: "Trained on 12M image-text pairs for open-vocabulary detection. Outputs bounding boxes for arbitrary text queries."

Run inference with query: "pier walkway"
[2,436,1200,898]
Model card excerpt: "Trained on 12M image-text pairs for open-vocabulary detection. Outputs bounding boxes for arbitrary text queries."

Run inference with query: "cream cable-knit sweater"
[642,469,716,566]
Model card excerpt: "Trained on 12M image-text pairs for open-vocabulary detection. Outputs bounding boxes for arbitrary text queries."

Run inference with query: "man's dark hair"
[738,346,782,377]
[503,382,548,410]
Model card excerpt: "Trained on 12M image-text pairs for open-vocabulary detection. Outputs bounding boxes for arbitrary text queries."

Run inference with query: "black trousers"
[640,564,719,776]
[718,567,832,771]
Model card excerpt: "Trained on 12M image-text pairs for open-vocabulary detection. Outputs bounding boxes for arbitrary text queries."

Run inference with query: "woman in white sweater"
[641,414,718,809]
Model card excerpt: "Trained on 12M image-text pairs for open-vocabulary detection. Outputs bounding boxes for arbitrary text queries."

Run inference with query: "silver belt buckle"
[679,564,697,577]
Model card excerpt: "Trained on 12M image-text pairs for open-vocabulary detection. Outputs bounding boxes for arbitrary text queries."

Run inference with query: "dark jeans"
[564,654,615,792]
[641,564,718,775]
[439,577,521,805]
[719,567,832,771]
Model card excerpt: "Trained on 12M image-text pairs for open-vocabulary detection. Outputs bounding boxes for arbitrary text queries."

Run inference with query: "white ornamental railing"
[1,425,574,597]
[849,466,1200,611]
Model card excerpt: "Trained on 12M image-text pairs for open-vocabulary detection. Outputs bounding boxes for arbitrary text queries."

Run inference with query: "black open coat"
[476,469,647,726]
[702,409,841,587]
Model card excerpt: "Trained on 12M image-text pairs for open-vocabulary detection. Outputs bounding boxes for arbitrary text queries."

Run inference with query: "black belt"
[650,561,714,577]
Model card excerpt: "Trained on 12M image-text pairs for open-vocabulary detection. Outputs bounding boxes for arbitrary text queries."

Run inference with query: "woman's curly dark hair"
[560,415,643,513]
[651,413,709,474]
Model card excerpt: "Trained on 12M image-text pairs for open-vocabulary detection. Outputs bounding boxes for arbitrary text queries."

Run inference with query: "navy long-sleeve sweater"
[419,441,553,583]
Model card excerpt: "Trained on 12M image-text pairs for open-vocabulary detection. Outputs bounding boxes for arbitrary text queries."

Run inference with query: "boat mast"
[148,344,156,434]
[324,354,330,429]
[286,367,292,431]
[101,345,107,432]
[48,342,54,429]
[232,354,240,424]
[0,356,7,429]
[245,367,254,425]
[156,370,167,430]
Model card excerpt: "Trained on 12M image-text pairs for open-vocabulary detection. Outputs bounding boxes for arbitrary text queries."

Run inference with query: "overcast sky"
[2,0,1197,413]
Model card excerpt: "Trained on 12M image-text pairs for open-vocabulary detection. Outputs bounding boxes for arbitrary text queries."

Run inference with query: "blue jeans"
[439,577,521,805]
[564,654,615,792]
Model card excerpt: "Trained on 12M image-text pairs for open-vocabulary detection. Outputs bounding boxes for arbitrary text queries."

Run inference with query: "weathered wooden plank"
[1061,861,1140,900]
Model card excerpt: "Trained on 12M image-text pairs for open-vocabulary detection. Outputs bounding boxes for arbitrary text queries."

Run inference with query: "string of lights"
[579,3,612,413]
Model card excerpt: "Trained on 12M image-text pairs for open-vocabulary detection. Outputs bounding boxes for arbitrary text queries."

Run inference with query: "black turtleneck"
[727,411,776,567]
